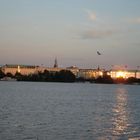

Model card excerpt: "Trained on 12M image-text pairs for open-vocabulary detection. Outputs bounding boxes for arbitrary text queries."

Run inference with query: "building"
[66,66,79,77]
[1,64,40,75]
[109,70,140,79]
[78,69,103,80]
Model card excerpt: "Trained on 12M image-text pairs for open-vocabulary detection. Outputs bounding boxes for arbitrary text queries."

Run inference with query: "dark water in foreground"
[0,82,140,140]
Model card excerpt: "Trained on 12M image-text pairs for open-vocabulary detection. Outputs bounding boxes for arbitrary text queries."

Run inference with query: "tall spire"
[54,57,58,68]
[97,65,100,71]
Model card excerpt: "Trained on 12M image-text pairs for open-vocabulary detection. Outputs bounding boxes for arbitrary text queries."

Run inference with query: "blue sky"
[0,0,140,69]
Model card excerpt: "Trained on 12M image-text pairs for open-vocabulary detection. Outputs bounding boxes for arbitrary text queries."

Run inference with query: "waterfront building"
[78,69,103,80]
[1,64,65,76]
[109,70,140,79]
[1,63,140,80]
[66,66,79,77]
[1,64,39,75]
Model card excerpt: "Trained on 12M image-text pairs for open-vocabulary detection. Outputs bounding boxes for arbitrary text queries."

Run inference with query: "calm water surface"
[0,82,140,140]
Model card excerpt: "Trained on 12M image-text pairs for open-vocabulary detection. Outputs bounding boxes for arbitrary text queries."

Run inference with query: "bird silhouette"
[97,51,101,55]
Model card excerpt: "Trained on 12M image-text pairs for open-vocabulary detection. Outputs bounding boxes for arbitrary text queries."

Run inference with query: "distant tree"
[14,69,76,82]
[29,73,41,81]
[137,79,140,84]
[6,72,13,78]
[0,69,5,78]
[37,72,44,81]
[14,72,23,80]
[43,70,50,77]
[54,70,76,82]
[43,70,51,81]
[95,75,114,84]
[126,77,138,84]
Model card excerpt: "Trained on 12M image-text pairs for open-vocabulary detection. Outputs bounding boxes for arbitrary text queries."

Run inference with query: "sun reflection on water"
[112,87,129,136]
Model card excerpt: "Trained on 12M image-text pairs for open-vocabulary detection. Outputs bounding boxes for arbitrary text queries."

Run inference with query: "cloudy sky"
[0,0,140,69]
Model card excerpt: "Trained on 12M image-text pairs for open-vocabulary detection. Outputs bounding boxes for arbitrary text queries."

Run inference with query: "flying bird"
[97,51,101,55]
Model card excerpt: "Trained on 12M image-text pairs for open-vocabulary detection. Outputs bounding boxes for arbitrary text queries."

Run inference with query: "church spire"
[54,57,58,68]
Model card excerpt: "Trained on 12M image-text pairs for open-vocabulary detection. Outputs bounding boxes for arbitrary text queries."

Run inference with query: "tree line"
[0,69,140,84]
[0,69,76,82]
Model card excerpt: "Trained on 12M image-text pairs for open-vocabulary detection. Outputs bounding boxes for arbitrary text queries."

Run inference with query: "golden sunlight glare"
[116,71,126,78]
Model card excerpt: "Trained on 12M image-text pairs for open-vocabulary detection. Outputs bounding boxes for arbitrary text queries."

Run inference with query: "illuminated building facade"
[1,64,140,80]
[109,70,140,79]
[1,64,64,76]
[1,64,39,75]
[66,66,79,77]
[78,69,103,80]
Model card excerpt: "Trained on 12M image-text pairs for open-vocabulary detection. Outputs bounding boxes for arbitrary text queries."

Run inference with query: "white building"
[78,69,103,80]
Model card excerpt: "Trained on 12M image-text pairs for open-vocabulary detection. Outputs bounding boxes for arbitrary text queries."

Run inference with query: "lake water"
[0,82,140,140]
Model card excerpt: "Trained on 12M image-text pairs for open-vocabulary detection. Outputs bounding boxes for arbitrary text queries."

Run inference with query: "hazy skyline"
[0,0,140,69]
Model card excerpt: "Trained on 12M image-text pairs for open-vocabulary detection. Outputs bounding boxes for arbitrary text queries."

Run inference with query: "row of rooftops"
[1,64,39,69]
[0,64,140,72]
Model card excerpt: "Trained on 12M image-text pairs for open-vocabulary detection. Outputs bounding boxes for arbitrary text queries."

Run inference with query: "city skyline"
[0,0,140,69]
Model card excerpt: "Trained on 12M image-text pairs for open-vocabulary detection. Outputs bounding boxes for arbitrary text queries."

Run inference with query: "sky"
[0,0,140,69]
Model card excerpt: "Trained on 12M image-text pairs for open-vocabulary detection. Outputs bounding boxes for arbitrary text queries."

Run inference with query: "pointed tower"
[54,57,58,68]
[97,65,100,71]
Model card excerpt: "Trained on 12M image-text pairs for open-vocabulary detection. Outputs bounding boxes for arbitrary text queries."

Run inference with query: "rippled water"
[0,82,140,140]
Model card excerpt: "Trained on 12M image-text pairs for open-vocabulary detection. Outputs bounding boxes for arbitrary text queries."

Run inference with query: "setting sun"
[116,71,126,78]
